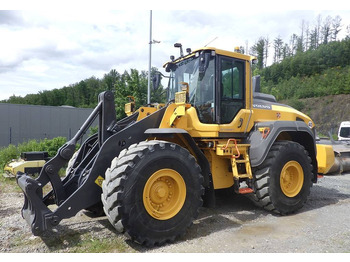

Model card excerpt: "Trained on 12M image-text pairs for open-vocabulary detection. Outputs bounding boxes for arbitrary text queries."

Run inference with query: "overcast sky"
[1,2,349,100]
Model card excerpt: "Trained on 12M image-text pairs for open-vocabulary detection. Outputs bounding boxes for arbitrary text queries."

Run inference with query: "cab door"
[218,56,247,134]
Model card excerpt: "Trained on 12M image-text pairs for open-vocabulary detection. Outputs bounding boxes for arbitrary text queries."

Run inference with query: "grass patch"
[71,236,132,253]
[40,230,132,253]
[0,174,21,193]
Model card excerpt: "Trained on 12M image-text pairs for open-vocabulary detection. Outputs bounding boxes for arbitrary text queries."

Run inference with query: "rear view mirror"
[199,52,210,74]
[152,73,161,90]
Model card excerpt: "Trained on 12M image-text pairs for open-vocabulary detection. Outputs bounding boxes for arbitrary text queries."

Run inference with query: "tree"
[150,67,166,104]
[264,37,270,67]
[346,24,350,40]
[289,34,298,55]
[299,20,306,52]
[114,68,148,120]
[273,36,284,63]
[85,76,103,106]
[321,15,332,44]
[332,15,342,41]
[250,37,267,69]
[76,80,88,106]
[316,14,323,46]
[304,21,310,50]
[103,69,119,91]
[309,27,318,50]
[296,35,304,54]
[282,43,290,59]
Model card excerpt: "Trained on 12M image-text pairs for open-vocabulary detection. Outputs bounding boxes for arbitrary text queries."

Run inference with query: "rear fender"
[245,121,318,182]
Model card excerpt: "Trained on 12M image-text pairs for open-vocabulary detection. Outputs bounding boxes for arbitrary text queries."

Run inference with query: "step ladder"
[217,139,254,194]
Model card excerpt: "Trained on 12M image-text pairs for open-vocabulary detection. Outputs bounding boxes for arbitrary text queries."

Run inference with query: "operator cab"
[164,46,252,125]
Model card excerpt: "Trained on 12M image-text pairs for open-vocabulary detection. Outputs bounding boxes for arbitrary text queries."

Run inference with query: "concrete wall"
[0,103,95,147]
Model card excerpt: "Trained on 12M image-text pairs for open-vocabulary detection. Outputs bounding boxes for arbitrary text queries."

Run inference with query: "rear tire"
[250,141,313,215]
[102,140,204,246]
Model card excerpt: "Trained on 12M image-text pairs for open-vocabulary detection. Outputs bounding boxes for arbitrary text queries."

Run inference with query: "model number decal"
[253,104,272,110]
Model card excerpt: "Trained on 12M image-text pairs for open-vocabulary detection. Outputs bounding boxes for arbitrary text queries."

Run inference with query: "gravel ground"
[0,172,349,253]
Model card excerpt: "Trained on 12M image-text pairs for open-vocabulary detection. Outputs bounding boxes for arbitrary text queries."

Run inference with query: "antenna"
[204,36,218,47]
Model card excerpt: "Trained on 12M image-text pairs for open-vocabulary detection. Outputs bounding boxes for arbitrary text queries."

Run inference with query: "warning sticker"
[95,175,104,188]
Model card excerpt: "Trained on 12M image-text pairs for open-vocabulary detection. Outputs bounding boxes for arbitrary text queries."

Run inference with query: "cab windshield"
[167,53,215,123]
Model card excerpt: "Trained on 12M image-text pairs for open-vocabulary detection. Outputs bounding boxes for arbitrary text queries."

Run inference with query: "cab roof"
[163,46,256,68]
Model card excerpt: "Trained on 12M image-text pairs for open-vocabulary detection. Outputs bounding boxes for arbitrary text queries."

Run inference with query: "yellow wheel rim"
[143,169,186,220]
[280,161,304,197]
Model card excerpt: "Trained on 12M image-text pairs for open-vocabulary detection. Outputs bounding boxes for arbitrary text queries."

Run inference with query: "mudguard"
[244,121,318,181]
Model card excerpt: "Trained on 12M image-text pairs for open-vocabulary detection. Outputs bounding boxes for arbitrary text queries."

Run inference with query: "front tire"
[65,149,105,217]
[102,140,204,246]
[251,141,313,215]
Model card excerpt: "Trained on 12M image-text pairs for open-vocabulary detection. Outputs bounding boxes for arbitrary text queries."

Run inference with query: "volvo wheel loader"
[18,45,326,246]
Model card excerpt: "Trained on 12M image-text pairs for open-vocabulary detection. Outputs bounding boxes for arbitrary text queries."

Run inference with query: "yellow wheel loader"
[4,152,49,178]
[17,44,340,246]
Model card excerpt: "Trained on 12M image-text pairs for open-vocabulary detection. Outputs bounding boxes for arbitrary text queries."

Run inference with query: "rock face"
[284,94,350,137]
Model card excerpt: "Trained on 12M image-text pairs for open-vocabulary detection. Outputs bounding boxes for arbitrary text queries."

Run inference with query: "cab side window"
[220,58,245,124]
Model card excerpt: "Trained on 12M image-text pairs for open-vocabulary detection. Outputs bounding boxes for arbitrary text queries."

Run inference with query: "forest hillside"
[250,14,350,137]
[257,37,350,136]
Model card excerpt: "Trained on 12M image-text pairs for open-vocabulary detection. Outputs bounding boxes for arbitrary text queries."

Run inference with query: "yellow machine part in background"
[316,144,335,174]
[4,159,46,177]
[316,142,350,175]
